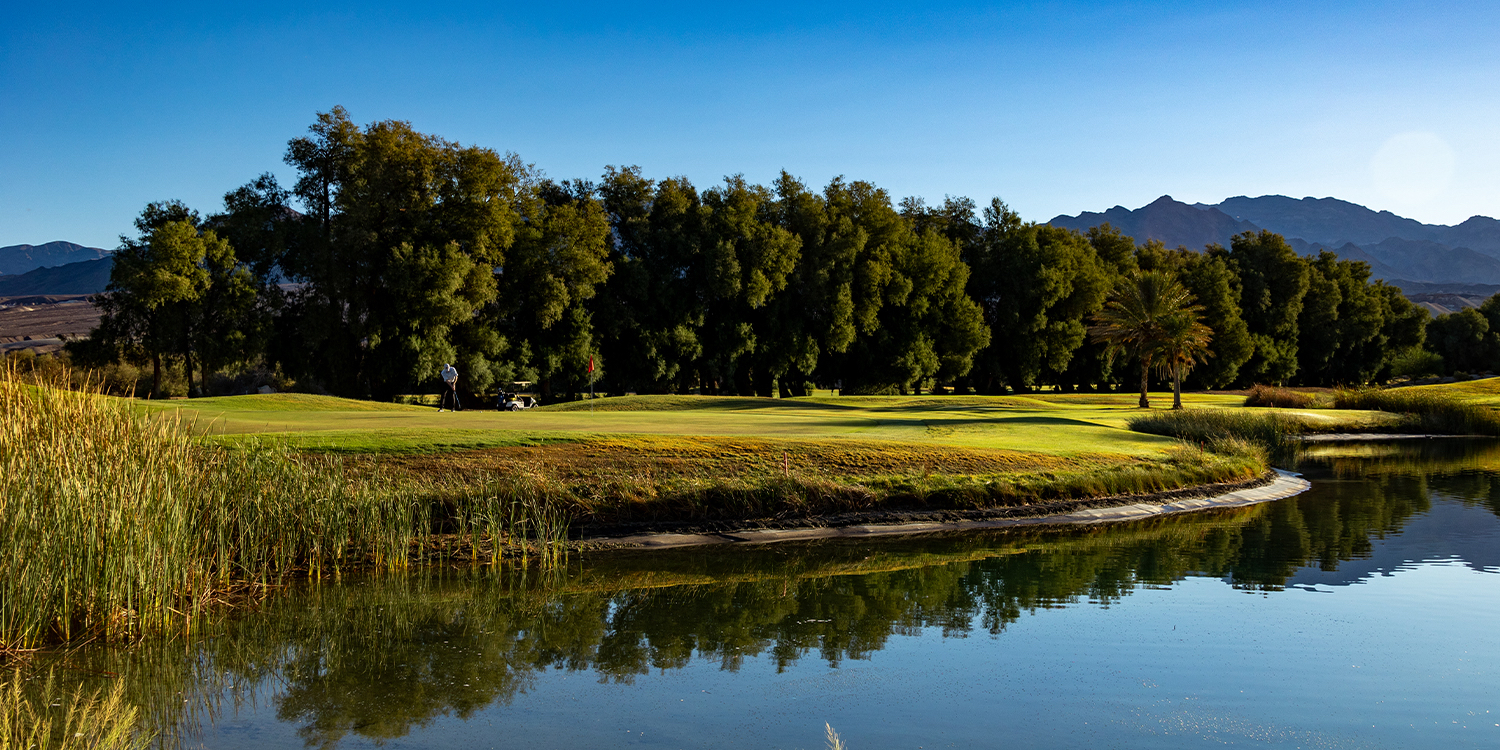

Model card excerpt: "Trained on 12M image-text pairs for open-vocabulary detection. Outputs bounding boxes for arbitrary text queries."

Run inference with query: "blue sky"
[3,1,1498,249]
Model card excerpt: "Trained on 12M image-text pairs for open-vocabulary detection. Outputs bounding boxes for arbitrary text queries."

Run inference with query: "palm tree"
[1156,312,1215,409]
[1088,270,1212,409]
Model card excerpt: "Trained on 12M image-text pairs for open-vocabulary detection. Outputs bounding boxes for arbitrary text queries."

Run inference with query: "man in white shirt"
[438,363,461,412]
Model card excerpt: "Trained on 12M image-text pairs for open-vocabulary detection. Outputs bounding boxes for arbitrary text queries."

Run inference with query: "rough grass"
[1243,385,1320,409]
[385,434,1267,527]
[1401,376,1500,399]
[208,428,587,455]
[1334,388,1500,435]
[1129,409,1316,451]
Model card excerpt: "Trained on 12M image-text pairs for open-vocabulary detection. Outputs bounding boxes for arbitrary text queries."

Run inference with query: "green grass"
[1334,387,1500,435]
[147,390,1253,457]
[1401,376,1500,400]
[208,428,586,454]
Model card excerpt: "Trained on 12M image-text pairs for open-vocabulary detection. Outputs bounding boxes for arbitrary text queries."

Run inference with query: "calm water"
[57,441,1500,748]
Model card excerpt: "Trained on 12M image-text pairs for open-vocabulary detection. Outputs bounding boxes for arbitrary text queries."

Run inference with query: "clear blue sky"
[4,1,1497,249]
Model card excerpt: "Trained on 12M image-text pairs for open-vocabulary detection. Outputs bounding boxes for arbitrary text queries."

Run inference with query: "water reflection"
[58,442,1500,747]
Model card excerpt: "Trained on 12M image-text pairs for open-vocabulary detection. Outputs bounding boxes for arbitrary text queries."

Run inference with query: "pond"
[52,440,1500,748]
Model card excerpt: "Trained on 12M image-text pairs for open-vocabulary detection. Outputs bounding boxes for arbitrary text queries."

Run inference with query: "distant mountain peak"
[1048,194,1500,287]
[0,241,111,276]
[1049,195,1258,251]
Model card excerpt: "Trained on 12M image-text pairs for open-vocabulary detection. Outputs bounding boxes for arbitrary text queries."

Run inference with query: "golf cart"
[497,381,538,411]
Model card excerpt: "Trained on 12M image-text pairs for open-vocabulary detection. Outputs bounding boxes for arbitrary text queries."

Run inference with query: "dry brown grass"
[382,434,1266,528]
[383,435,1075,483]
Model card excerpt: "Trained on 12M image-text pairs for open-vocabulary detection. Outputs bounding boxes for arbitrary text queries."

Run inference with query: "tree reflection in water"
[64,440,1500,748]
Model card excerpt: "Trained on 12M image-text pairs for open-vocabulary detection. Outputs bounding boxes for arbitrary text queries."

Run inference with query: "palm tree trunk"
[1138,357,1150,409]
[1172,362,1184,410]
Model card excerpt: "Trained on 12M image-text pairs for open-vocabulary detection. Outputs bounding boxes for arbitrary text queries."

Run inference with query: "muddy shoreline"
[574,469,1310,551]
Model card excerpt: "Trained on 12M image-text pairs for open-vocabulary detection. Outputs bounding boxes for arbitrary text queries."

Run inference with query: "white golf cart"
[497,381,539,411]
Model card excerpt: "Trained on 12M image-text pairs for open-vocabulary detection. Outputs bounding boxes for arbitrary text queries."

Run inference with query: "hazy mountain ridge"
[0,257,114,297]
[1050,196,1500,287]
[0,241,111,276]
[1208,195,1500,256]
[1050,195,1260,251]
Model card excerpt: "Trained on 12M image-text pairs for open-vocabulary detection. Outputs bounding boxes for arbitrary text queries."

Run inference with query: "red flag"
[588,355,594,373]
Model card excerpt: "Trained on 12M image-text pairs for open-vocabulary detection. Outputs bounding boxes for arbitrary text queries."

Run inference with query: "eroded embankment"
[579,469,1309,550]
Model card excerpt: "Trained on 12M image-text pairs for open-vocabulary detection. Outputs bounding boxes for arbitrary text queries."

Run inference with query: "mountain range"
[0,241,110,277]
[1050,196,1500,288]
[0,257,114,297]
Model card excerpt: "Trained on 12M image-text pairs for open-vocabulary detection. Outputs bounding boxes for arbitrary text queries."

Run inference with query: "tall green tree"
[1297,252,1387,385]
[1426,307,1496,374]
[595,168,709,393]
[1171,246,1252,389]
[1051,224,1138,392]
[277,108,521,397]
[699,176,802,395]
[493,177,613,400]
[185,231,259,391]
[89,204,222,396]
[966,202,1109,393]
[1156,310,1215,410]
[759,172,847,396]
[1371,283,1429,379]
[1220,231,1309,385]
[823,182,988,393]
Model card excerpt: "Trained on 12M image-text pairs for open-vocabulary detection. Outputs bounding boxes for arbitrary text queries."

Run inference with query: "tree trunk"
[151,353,162,399]
[1172,363,1184,410]
[1138,357,1150,409]
[185,350,195,397]
[753,369,775,398]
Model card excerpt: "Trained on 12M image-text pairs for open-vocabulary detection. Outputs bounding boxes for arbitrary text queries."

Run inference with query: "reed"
[1334,388,1500,435]
[0,364,439,649]
[1128,409,1309,452]
[1,669,154,750]
[447,473,574,567]
[825,723,849,750]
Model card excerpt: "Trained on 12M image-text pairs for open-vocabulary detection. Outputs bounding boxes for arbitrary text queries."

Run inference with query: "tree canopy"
[78,108,1467,401]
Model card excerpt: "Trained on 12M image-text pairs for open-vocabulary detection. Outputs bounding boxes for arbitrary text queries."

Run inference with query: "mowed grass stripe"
[152,391,1232,456]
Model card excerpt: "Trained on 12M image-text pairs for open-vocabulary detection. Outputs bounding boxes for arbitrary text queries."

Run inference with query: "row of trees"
[80,108,1443,400]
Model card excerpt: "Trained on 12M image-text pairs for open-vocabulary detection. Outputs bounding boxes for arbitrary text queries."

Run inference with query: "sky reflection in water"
[68,440,1500,748]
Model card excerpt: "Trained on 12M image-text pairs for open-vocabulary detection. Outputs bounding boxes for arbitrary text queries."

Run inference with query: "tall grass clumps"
[1129,409,1310,452]
[0,365,432,650]
[1335,388,1500,435]
[1,670,154,749]
[1243,385,1317,409]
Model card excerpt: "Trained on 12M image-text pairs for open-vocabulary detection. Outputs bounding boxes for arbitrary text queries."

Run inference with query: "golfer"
[438,362,461,412]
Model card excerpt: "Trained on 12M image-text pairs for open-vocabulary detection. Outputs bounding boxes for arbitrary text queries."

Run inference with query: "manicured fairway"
[142,390,1379,457]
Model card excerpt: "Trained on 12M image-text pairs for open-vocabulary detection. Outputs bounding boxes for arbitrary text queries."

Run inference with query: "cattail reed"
[0,363,432,649]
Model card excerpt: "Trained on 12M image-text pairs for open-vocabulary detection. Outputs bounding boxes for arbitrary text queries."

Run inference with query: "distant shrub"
[842,382,900,396]
[1243,385,1315,409]
[1335,388,1500,436]
[1389,347,1445,378]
